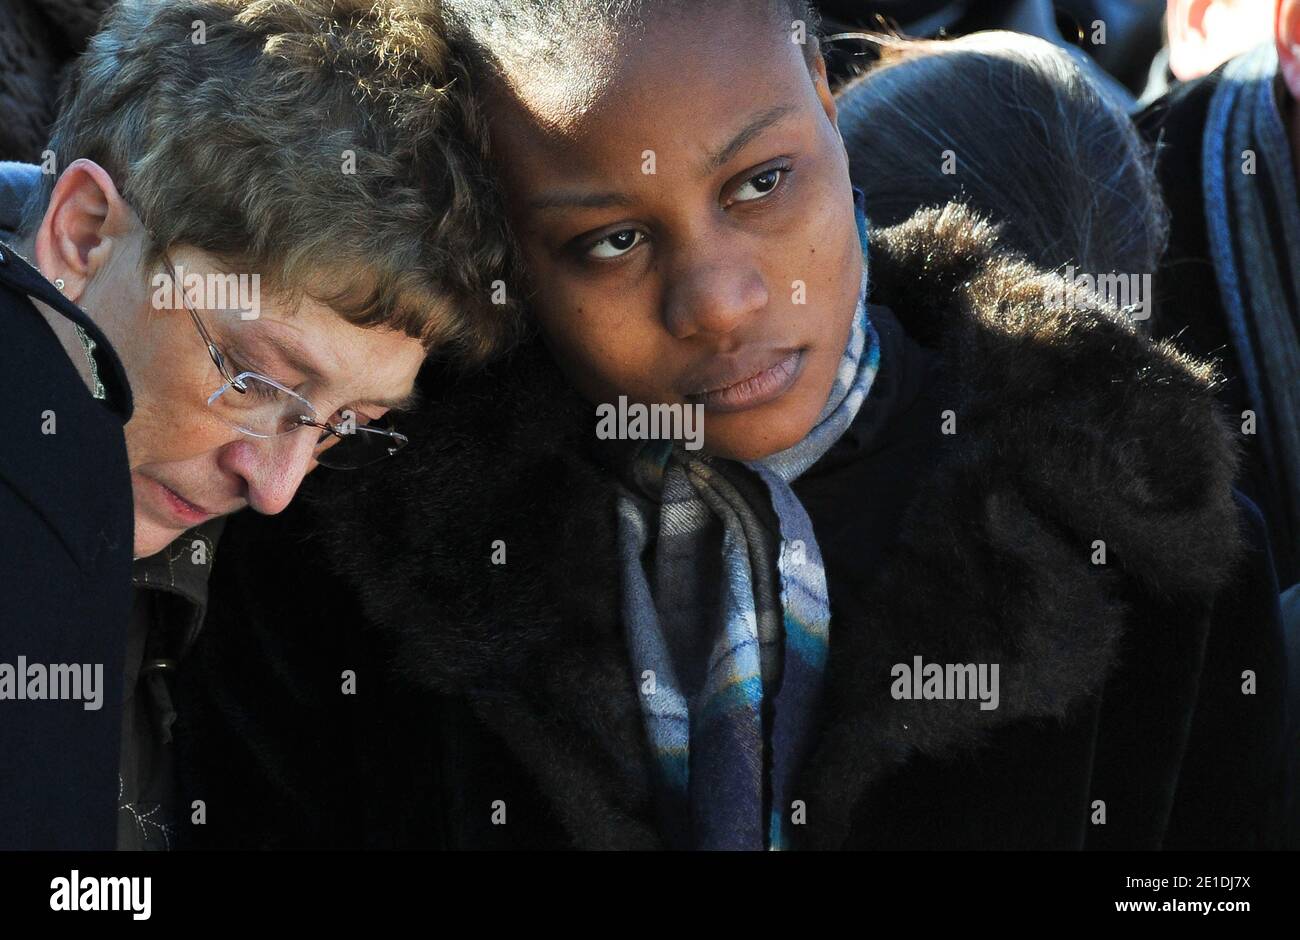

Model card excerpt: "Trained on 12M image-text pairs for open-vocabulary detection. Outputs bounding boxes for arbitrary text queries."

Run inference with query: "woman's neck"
[14,236,101,398]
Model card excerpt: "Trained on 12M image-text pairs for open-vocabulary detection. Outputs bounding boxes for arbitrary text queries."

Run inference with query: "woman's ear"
[32,158,135,302]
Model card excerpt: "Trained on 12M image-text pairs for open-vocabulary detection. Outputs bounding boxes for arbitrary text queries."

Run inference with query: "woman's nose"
[662,253,769,340]
[222,427,320,516]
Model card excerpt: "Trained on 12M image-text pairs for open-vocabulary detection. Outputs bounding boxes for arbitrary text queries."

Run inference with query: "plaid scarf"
[617,190,880,849]
[1203,43,1300,580]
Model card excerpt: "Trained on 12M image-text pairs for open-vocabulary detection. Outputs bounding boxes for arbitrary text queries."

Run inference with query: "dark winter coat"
[173,203,1288,850]
[0,238,134,849]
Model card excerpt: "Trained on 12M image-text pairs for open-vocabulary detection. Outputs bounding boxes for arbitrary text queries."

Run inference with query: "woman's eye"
[586,229,643,260]
[733,167,785,203]
[226,364,277,403]
[234,373,280,402]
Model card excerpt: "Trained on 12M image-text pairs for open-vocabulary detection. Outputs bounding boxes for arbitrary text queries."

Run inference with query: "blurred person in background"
[837,31,1168,283]
[1139,0,1300,845]
[818,0,1165,105]
[1140,2,1300,593]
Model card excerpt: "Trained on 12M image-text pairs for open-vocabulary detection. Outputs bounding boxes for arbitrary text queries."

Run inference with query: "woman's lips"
[150,477,216,526]
[691,349,806,413]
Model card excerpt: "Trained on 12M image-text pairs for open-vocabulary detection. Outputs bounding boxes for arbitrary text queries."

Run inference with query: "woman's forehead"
[487,32,814,186]
[488,3,805,139]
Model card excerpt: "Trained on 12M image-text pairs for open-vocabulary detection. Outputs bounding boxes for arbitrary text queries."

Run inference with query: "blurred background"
[818,0,1276,104]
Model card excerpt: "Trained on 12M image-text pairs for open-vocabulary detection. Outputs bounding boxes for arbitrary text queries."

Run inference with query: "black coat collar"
[314,202,1245,849]
[0,239,132,419]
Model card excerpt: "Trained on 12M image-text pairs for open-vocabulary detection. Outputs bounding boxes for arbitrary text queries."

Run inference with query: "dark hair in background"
[836,31,1168,283]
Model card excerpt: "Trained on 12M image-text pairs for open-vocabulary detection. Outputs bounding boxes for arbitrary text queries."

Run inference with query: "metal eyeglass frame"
[157,250,409,459]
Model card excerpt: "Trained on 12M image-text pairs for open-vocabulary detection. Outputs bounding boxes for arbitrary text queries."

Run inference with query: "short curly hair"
[22,0,520,363]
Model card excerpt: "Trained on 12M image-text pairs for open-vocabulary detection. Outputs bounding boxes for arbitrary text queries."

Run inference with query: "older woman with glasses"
[159,251,413,472]
[0,0,515,850]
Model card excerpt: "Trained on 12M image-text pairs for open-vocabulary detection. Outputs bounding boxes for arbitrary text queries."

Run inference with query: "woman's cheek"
[533,259,670,402]
[124,371,231,466]
[576,331,646,406]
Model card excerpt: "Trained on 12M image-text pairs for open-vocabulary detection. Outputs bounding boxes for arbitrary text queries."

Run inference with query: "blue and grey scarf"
[1203,43,1300,579]
[617,190,880,850]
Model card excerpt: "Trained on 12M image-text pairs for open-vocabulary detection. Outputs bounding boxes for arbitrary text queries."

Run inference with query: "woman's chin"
[133,517,182,561]
[703,413,816,463]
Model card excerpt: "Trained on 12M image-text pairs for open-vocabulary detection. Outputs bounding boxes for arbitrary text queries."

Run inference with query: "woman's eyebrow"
[244,331,326,383]
[526,104,798,212]
[704,104,797,174]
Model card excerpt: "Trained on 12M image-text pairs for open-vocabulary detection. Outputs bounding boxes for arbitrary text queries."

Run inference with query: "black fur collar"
[316,202,1244,849]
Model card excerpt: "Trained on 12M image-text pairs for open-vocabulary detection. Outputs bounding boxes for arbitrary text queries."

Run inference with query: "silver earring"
[53,278,65,291]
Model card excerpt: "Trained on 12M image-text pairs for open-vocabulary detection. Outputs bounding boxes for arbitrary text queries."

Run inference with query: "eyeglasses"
[158,251,410,470]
